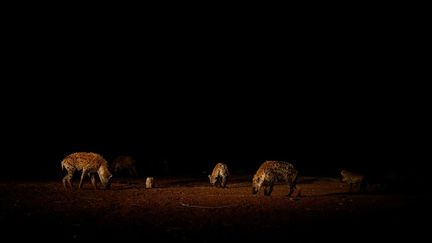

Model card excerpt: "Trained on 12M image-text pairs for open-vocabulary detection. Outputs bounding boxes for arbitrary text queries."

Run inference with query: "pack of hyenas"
[61,152,365,196]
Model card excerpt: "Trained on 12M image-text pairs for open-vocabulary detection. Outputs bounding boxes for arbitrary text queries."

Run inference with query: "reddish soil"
[0,175,428,242]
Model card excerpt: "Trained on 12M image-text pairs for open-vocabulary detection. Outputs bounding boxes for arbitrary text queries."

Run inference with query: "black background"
[1,6,428,182]
[2,82,425,181]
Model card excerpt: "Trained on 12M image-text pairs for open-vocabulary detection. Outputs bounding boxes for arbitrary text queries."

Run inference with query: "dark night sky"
[3,7,427,181]
[2,18,426,180]
[3,91,424,181]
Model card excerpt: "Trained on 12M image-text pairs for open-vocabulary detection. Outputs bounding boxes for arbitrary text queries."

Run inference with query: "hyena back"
[340,169,366,192]
[252,160,298,196]
[61,152,113,190]
[111,155,137,176]
[208,162,230,188]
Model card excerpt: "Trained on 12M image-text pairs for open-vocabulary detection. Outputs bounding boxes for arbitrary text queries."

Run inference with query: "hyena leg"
[288,172,298,197]
[90,174,97,190]
[356,182,364,192]
[288,181,297,197]
[79,170,87,189]
[288,184,294,196]
[129,167,137,176]
[62,172,74,190]
[132,167,138,176]
[215,176,221,187]
[264,184,274,196]
[221,176,227,188]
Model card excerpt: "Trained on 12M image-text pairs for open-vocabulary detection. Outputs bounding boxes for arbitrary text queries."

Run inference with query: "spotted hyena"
[340,169,366,192]
[61,152,113,190]
[252,160,298,196]
[208,162,230,188]
[111,155,137,176]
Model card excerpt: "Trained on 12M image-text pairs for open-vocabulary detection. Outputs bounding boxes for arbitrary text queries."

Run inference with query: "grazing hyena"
[111,155,137,176]
[208,162,230,188]
[61,152,113,190]
[252,160,298,196]
[340,169,366,192]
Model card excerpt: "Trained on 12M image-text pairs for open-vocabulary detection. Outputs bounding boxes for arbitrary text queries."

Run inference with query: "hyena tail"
[61,160,66,171]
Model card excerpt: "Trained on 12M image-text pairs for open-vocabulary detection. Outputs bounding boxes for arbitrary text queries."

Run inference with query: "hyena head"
[98,166,113,189]
[208,174,218,186]
[340,170,349,183]
[252,173,265,194]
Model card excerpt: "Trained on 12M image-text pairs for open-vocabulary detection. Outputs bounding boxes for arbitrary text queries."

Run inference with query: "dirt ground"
[0,175,429,242]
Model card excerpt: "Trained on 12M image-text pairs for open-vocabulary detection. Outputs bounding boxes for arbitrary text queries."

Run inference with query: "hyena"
[61,152,113,190]
[208,162,230,188]
[340,169,366,192]
[111,155,137,176]
[252,160,298,196]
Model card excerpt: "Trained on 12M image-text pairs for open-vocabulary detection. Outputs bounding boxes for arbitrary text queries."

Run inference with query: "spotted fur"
[252,160,298,196]
[340,170,366,192]
[208,162,230,187]
[61,152,113,190]
[111,155,137,176]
